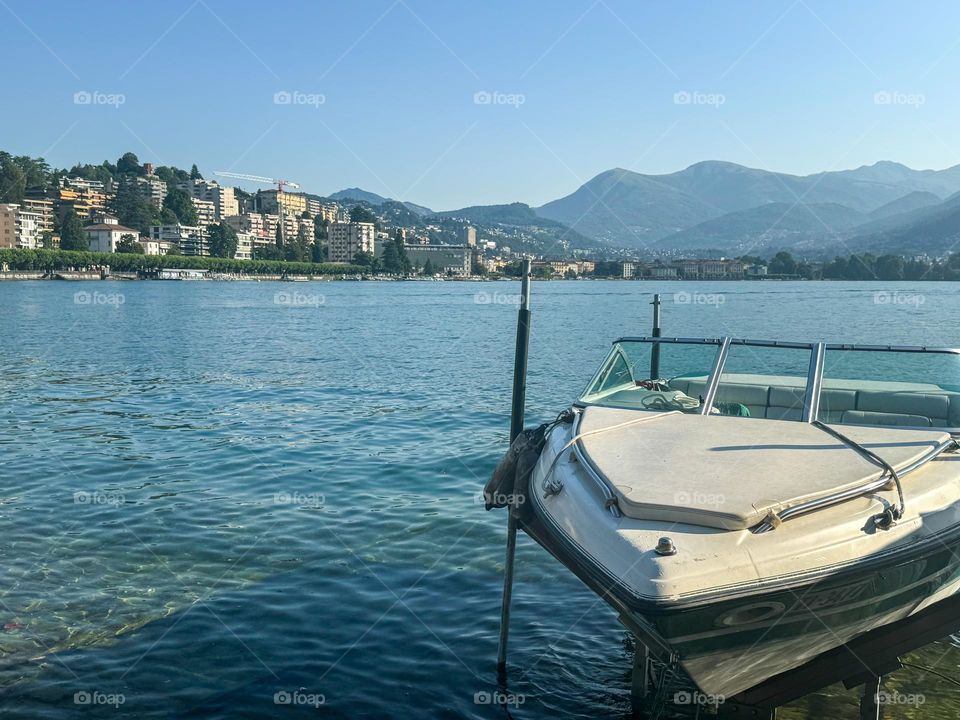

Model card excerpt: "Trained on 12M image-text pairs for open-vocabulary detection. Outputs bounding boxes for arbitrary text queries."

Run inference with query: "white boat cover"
[577,406,950,530]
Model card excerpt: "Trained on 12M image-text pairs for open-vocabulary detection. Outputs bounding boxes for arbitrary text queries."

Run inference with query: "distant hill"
[433,202,598,249]
[535,168,718,246]
[535,161,960,248]
[846,193,960,255]
[867,191,942,220]
[657,202,866,252]
[328,187,433,216]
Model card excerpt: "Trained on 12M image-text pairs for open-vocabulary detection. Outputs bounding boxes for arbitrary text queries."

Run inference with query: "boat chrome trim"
[700,337,732,415]
[802,342,826,423]
[752,436,959,533]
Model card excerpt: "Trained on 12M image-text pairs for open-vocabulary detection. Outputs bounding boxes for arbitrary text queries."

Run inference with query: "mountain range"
[329,160,960,258]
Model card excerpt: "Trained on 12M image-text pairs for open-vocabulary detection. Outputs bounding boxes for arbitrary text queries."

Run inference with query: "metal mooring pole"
[497,257,532,674]
[650,294,662,380]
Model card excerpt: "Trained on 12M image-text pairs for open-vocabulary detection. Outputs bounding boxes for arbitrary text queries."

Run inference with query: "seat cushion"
[842,410,933,427]
[576,406,949,530]
[856,390,951,420]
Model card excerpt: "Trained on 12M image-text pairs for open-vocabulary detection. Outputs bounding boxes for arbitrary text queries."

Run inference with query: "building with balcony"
[149,224,208,256]
[135,176,168,210]
[257,189,307,218]
[191,198,217,227]
[327,221,375,263]
[0,203,46,249]
[179,179,239,220]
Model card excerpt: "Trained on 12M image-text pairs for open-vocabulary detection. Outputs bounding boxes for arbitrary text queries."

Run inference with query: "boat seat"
[667,375,959,429]
[576,406,950,531]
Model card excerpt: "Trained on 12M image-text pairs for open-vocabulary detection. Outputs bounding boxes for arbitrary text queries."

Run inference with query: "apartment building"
[191,198,217,227]
[257,189,307,218]
[305,198,341,223]
[327,221,375,263]
[21,198,54,240]
[50,178,113,222]
[135,176,168,210]
[457,226,477,247]
[234,232,255,261]
[179,179,239,220]
[0,203,45,249]
[149,224,208,256]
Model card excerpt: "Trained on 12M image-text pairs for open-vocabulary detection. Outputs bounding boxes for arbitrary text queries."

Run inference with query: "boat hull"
[523,481,960,697]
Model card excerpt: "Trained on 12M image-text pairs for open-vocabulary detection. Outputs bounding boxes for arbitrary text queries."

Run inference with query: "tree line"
[0,248,362,276]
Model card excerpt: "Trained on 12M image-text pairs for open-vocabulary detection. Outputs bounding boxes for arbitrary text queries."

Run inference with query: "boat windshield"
[579,338,960,430]
[819,347,960,428]
[580,339,721,412]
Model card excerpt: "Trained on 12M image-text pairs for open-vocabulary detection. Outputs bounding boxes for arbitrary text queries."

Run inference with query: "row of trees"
[761,251,960,281]
[0,248,362,276]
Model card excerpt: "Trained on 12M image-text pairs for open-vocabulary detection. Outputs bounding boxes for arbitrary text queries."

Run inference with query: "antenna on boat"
[497,257,532,675]
[650,294,662,380]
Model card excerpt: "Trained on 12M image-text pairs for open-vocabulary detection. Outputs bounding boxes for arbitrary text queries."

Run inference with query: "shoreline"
[0,272,950,283]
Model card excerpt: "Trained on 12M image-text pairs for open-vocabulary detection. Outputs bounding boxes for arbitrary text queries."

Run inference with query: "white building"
[0,203,45,249]
[327,221,375,263]
[191,197,217,227]
[235,232,255,260]
[84,214,142,253]
[140,238,175,256]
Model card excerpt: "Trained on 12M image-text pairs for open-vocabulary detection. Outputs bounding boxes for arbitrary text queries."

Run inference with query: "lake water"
[0,279,958,719]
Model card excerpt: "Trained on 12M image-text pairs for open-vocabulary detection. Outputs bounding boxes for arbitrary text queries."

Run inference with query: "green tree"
[208,222,238,258]
[422,258,435,276]
[112,177,161,233]
[275,222,284,249]
[59,210,87,251]
[349,205,376,224]
[189,164,202,180]
[382,239,400,273]
[116,234,145,253]
[0,152,27,204]
[116,152,142,176]
[393,229,410,274]
[163,189,199,225]
[768,251,797,276]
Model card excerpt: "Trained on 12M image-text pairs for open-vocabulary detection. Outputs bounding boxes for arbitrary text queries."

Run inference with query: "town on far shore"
[2,151,958,282]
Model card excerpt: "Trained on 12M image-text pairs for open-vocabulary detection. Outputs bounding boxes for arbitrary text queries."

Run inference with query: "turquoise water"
[0,279,958,719]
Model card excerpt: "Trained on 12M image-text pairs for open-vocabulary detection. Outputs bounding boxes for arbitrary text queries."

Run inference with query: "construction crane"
[213,171,301,193]
[214,171,302,244]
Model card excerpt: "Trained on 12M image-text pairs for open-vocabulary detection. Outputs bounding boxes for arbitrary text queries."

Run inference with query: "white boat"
[487,337,960,698]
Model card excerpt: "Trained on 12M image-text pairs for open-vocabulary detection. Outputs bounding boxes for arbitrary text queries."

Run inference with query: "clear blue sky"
[1,0,958,210]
